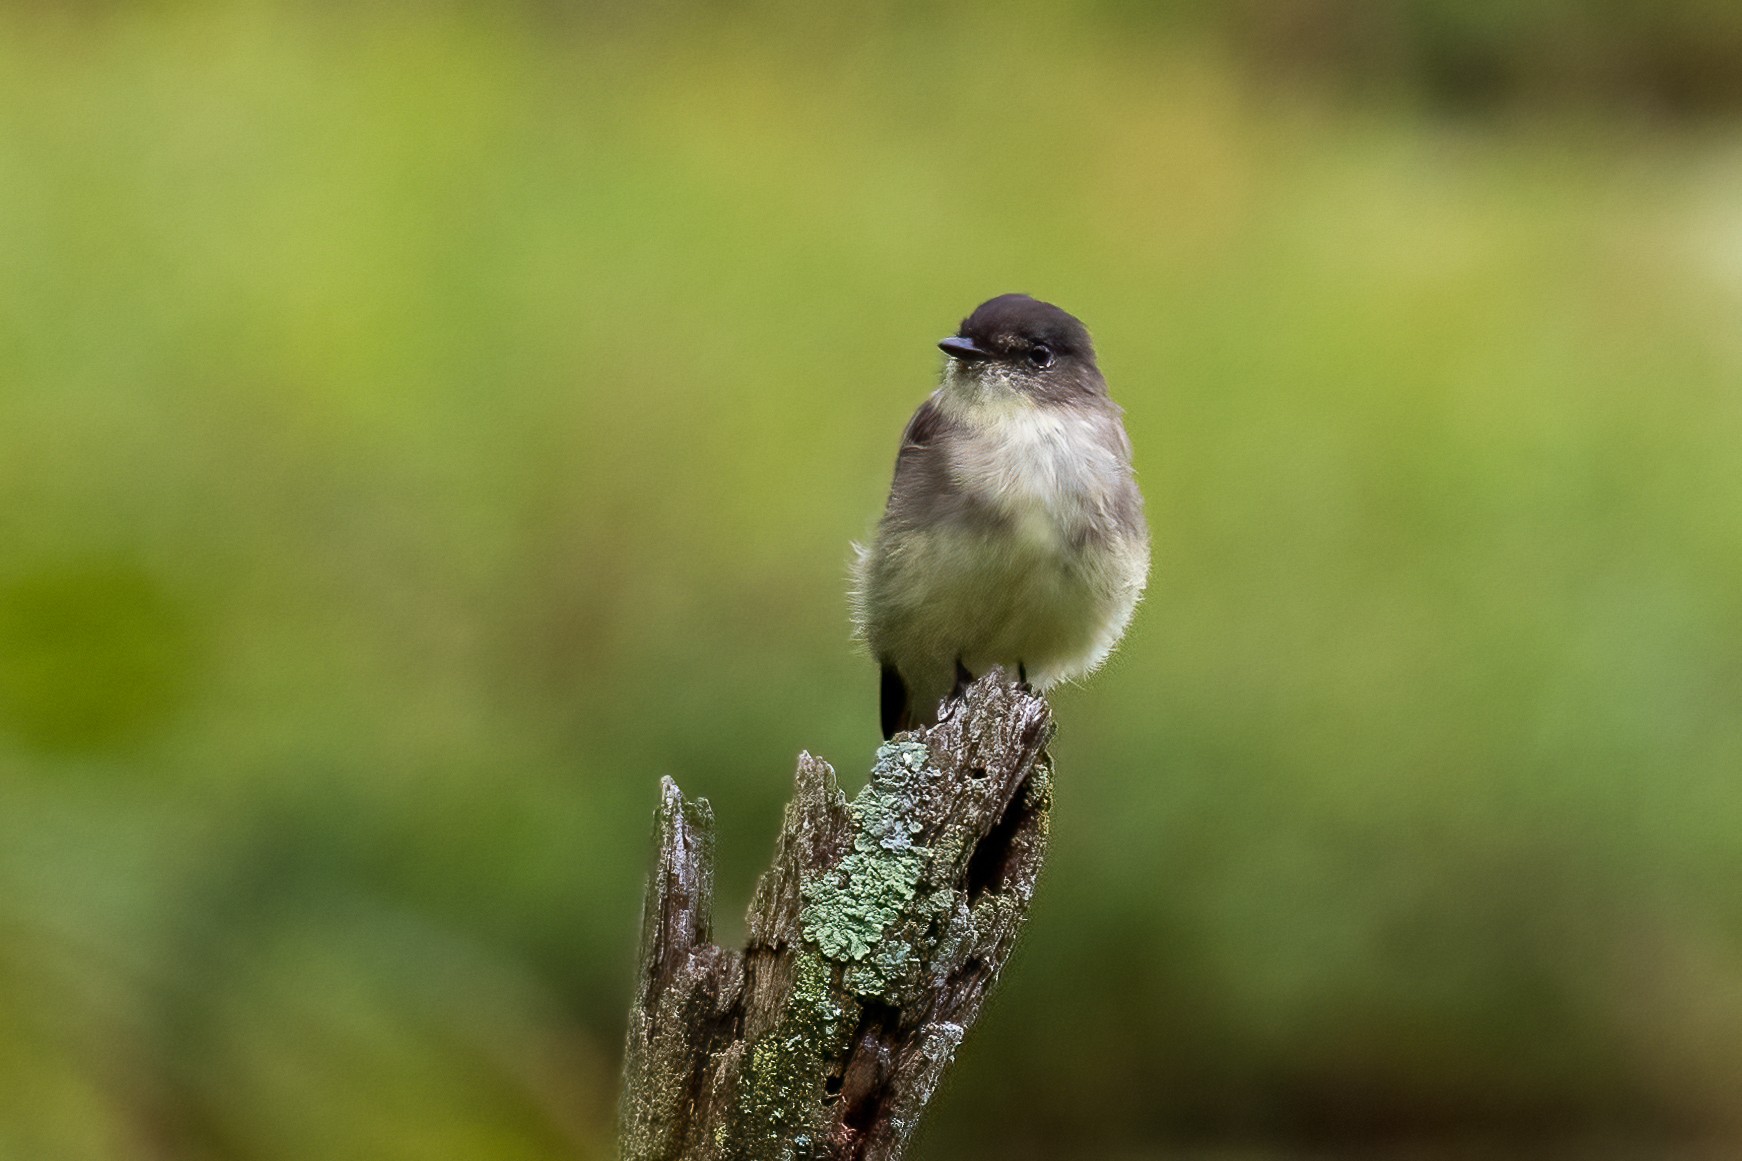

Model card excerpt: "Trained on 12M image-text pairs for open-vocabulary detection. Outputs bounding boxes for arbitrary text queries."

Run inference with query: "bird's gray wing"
[879,392,966,535]
[869,393,963,737]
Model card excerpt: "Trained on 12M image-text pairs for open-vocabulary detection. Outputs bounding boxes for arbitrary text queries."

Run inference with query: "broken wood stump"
[619,671,1054,1161]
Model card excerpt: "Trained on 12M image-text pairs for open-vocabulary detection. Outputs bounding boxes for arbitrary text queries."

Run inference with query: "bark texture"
[619,671,1054,1161]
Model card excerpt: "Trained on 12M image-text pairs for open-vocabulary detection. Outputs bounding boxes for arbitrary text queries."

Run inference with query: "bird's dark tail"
[882,659,982,739]
[880,664,910,740]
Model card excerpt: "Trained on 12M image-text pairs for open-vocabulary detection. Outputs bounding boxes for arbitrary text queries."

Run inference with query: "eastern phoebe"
[854,294,1150,738]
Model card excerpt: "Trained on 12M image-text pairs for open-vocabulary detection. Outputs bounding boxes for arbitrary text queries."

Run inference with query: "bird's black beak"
[938,336,992,362]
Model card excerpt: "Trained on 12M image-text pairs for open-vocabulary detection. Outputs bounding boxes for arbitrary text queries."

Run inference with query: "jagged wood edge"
[620,671,1054,1161]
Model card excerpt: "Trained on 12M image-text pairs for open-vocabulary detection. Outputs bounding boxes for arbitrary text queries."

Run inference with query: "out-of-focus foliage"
[1205,0,1742,113]
[2,2,1741,1158]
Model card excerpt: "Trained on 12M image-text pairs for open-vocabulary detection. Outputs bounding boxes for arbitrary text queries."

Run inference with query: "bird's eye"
[1028,344,1054,369]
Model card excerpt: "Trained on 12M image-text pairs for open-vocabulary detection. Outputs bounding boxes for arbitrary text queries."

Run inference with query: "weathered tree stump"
[619,671,1054,1161]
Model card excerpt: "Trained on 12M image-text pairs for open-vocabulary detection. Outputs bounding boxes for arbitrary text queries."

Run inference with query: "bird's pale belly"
[869,515,1140,695]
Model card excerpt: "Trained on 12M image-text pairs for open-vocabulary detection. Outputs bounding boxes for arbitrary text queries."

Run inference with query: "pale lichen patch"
[798,741,934,965]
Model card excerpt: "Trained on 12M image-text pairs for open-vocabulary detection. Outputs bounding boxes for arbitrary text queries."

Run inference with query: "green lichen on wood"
[796,736,1048,1006]
[798,740,932,964]
[621,674,1055,1161]
[723,950,852,1160]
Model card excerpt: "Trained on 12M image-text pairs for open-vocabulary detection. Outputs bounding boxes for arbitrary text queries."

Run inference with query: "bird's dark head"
[938,294,1103,405]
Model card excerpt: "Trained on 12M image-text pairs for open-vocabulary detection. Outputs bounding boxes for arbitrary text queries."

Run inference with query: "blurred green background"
[4,1,1742,1158]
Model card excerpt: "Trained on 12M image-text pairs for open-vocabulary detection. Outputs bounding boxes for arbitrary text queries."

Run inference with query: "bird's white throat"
[935,376,1125,549]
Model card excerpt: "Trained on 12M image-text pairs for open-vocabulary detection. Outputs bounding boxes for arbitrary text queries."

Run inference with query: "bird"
[853,294,1149,738]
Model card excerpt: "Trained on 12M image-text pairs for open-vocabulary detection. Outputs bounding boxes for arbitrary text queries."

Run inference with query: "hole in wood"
[839,1000,900,1135]
[965,777,1031,903]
